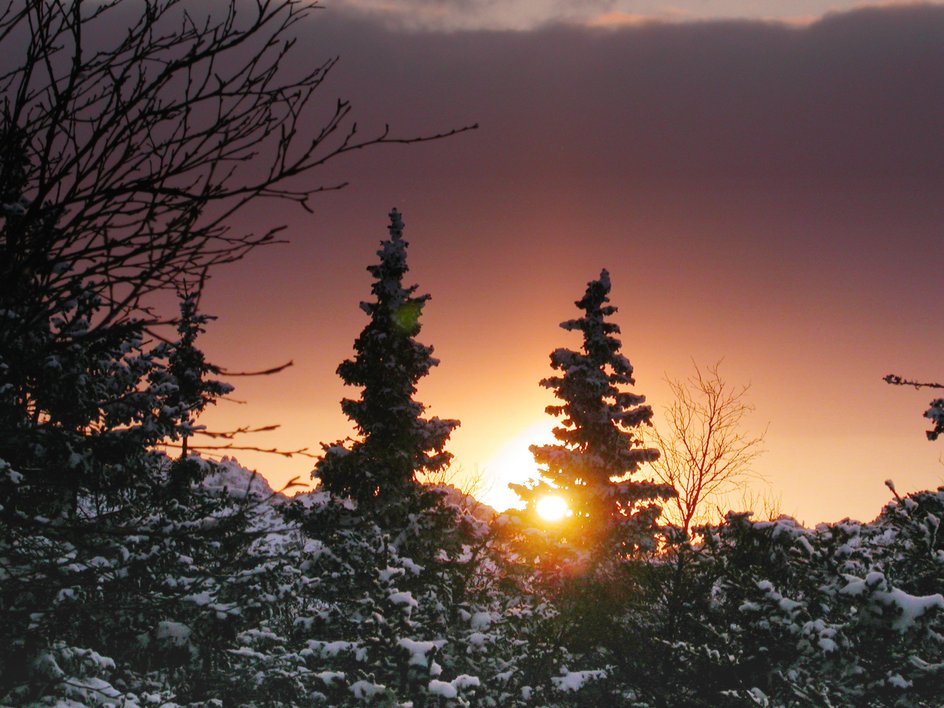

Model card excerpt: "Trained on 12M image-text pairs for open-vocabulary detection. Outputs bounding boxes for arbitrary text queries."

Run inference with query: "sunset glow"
[195,2,944,527]
[478,420,557,511]
[535,495,570,522]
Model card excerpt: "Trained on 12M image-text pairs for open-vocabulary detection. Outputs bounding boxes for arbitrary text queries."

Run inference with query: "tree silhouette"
[515,269,673,560]
[316,209,459,511]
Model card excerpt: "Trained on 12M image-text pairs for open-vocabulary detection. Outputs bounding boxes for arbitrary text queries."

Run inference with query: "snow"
[840,576,868,597]
[155,621,191,647]
[69,647,116,671]
[184,591,213,606]
[379,566,405,583]
[552,668,607,692]
[427,674,481,698]
[56,588,78,602]
[315,671,345,685]
[865,571,886,587]
[350,680,387,699]
[470,611,493,630]
[202,458,275,498]
[388,590,418,610]
[453,675,481,689]
[874,588,944,632]
[229,646,266,659]
[307,640,359,658]
[62,676,123,701]
[397,638,445,667]
[887,674,911,688]
[400,557,423,575]
[796,535,815,556]
[428,680,457,699]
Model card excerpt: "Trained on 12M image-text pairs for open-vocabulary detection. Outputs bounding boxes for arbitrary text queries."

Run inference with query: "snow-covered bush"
[679,487,944,706]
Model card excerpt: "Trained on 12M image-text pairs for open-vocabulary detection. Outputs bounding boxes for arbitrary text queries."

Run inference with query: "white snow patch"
[315,671,345,686]
[389,590,418,607]
[400,557,423,575]
[470,611,493,630]
[350,680,386,699]
[552,668,607,692]
[874,588,944,632]
[307,640,360,658]
[379,566,405,583]
[397,638,445,667]
[428,680,457,699]
[453,674,481,690]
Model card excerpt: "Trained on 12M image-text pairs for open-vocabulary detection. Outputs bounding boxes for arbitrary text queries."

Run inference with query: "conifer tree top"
[388,208,404,239]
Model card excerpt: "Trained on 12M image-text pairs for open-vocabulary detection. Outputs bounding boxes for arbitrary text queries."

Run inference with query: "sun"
[535,495,570,522]
[479,420,557,511]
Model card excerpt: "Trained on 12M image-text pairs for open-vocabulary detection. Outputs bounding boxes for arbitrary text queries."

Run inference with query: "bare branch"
[647,360,767,535]
[165,441,317,458]
[0,0,476,332]
[220,360,293,376]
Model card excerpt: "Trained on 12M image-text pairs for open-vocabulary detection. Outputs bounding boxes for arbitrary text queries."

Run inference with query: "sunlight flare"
[480,420,557,511]
[536,495,570,522]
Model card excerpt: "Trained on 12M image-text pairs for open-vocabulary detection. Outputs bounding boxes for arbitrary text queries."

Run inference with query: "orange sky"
[191,3,944,525]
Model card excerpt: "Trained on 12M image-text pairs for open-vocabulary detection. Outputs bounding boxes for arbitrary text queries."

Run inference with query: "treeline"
[2,207,942,706]
[7,456,942,706]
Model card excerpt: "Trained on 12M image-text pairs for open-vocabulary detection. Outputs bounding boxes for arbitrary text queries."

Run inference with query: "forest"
[1,2,942,706]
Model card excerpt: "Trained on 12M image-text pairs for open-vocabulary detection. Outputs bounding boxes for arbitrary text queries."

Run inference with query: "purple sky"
[197,1,944,522]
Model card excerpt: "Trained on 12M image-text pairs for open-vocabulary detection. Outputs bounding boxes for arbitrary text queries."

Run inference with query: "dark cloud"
[307,4,944,185]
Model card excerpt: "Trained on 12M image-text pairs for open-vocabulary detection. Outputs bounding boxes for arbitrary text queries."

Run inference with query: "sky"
[331,0,944,30]
[193,0,944,524]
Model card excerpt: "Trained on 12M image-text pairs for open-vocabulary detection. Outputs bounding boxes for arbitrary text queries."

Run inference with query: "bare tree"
[0,0,475,332]
[0,0,473,505]
[648,361,766,535]
[417,462,485,498]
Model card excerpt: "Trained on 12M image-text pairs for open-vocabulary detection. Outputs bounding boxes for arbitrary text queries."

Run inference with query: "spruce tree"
[163,292,233,460]
[316,209,458,510]
[515,269,674,560]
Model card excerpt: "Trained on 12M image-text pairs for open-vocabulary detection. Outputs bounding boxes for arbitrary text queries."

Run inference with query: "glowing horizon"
[191,2,944,526]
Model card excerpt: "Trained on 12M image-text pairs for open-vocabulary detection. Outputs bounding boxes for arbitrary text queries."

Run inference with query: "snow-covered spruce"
[315,209,459,518]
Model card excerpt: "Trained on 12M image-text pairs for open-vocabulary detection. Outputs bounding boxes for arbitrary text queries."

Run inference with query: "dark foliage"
[316,209,459,516]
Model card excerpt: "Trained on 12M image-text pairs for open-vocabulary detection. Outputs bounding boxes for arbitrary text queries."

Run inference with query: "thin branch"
[220,360,293,376]
[166,442,317,458]
[884,374,944,390]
